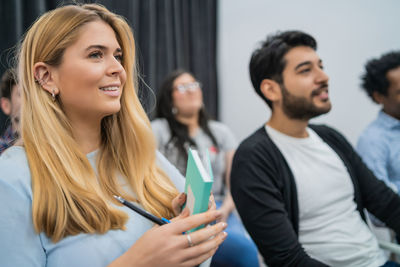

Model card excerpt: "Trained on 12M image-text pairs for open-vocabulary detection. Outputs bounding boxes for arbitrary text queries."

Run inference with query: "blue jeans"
[381,261,400,267]
[210,201,259,267]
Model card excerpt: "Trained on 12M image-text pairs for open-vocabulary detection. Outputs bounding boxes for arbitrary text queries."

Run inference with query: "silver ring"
[186,234,194,247]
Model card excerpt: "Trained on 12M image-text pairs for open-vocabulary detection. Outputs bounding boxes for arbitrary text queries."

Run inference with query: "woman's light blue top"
[0,146,185,267]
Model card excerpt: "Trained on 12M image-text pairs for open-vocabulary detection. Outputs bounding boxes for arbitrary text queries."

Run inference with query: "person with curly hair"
[357,51,400,193]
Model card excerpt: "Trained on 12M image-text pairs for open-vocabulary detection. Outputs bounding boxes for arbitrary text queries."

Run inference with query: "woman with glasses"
[152,69,260,267]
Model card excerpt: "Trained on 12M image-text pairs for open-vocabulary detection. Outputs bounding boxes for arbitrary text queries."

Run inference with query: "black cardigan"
[231,124,400,267]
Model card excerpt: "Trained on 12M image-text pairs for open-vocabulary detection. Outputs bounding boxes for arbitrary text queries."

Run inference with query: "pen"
[113,195,171,225]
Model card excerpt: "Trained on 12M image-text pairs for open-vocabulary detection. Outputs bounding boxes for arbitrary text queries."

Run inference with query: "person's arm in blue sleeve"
[357,134,396,192]
[0,177,46,267]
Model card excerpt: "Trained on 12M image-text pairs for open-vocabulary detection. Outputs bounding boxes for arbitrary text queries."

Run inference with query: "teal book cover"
[184,148,214,232]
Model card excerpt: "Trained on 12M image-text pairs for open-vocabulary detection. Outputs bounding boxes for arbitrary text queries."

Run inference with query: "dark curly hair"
[361,51,400,103]
[249,30,317,109]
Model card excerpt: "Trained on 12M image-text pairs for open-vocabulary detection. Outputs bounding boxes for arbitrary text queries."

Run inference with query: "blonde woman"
[0,4,227,267]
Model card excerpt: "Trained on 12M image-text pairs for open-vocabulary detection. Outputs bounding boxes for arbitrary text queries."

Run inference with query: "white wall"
[218,0,400,145]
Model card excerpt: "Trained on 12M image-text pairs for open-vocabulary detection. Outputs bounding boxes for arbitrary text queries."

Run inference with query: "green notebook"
[184,148,214,232]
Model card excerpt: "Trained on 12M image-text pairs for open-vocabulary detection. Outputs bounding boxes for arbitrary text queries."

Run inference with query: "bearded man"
[230,30,400,267]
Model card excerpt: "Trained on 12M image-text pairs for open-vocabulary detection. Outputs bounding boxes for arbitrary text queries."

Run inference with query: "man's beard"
[280,83,331,120]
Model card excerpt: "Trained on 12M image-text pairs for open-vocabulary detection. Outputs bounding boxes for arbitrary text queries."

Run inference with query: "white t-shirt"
[266,125,386,267]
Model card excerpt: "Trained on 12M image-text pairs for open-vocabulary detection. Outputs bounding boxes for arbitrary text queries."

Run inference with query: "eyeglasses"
[174,82,202,93]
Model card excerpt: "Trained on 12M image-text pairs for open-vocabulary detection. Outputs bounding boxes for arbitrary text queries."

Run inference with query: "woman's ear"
[0,97,11,115]
[260,79,281,104]
[33,62,59,95]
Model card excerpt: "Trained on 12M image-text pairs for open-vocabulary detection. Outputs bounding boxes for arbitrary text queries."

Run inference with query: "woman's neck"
[176,113,199,137]
[69,115,102,154]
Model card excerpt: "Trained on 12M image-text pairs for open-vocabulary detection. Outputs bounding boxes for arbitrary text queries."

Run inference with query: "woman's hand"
[172,192,217,217]
[109,209,228,267]
[219,206,232,223]
[218,193,235,222]
[172,192,187,216]
[208,193,216,211]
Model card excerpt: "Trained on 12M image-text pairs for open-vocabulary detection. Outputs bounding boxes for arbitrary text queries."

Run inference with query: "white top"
[266,125,386,267]
[0,146,211,267]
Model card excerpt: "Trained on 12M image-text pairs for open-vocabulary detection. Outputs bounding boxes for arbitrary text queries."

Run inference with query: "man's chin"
[289,106,332,120]
[311,105,332,119]
[321,104,332,113]
[314,100,332,114]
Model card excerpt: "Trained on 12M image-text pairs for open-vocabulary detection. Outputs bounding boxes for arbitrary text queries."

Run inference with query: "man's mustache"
[311,83,329,96]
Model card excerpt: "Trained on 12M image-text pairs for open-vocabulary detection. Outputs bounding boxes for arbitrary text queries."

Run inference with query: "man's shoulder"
[309,124,349,143]
[357,120,390,154]
[358,119,389,143]
[232,126,289,192]
[309,123,339,134]
[235,126,278,162]
[238,126,269,149]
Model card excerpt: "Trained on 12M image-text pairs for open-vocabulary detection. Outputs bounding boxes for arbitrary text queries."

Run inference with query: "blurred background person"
[152,69,259,267]
[0,69,20,154]
[357,51,400,193]
[357,52,400,245]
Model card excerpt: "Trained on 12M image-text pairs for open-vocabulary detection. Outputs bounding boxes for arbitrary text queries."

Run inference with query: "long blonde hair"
[18,4,178,242]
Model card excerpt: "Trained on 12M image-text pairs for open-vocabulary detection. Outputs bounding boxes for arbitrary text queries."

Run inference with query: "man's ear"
[0,97,11,115]
[372,91,385,104]
[33,62,59,95]
[260,79,281,103]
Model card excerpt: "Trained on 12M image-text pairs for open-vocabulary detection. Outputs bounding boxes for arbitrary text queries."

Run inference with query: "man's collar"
[378,110,400,129]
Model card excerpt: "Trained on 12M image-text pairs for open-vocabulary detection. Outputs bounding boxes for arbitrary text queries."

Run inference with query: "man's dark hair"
[249,30,317,108]
[0,69,17,100]
[361,51,400,103]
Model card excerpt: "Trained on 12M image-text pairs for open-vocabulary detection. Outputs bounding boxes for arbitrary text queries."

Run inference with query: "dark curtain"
[0,0,218,132]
